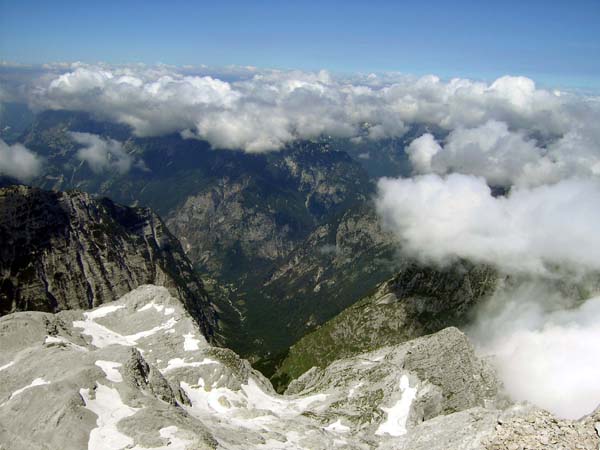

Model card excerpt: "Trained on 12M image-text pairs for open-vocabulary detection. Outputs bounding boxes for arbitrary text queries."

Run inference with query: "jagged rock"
[0,285,597,449]
[286,328,502,426]
[484,405,600,450]
[0,185,216,341]
[123,347,190,406]
[258,205,399,342]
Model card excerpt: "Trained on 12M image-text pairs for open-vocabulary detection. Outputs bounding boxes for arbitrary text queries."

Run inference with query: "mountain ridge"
[0,184,217,341]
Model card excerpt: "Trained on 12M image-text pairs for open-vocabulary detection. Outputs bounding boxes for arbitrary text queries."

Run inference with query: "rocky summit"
[0,284,597,450]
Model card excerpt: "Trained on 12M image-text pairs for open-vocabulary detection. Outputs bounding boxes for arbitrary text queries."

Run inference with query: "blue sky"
[1,0,599,89]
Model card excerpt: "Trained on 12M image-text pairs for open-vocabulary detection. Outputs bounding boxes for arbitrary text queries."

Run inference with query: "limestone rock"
[0,285,597,449]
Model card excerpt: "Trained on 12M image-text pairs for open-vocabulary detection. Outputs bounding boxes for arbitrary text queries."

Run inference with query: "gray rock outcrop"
[1,284,595,449]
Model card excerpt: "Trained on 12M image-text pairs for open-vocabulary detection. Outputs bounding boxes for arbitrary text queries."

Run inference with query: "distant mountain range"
[7,108,416,368]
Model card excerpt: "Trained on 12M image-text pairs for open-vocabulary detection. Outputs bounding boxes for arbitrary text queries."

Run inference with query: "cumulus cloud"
[468,282,600,419]
[406,121,600,187]
[0,138,43,180]
[376,173,600,417]
[17,64,598,154]
[70,132,135,174]
[405,133,442,173]
[376,174,600,275]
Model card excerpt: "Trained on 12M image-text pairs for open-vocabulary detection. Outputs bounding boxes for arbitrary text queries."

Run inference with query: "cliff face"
[236,206,399,364]
[0,185,216,341]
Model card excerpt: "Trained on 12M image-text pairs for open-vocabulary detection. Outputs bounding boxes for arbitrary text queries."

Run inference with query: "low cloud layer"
[406,120,600,187]
[70,132,136,174]
[376,174,600,275]
[0,138,42,180]
[468,282,600,419]
[9,63,597,155]
[4,62,600,417]
[377,173,600,418]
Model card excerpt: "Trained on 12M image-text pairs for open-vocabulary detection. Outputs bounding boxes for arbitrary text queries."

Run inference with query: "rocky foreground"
[1,284,598,449]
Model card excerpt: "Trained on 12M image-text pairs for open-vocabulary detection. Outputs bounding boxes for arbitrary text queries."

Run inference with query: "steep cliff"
[0,185,217,341]
[234,205,399,369]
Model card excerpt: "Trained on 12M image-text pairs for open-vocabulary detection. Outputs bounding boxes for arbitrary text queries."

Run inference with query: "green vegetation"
[272,263,499,392]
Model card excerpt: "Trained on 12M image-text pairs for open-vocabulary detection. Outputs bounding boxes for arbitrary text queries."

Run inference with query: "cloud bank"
[376,174,600,275]
[406,121,600,187]
[5,62,600,417]
[14,63,598,156]
[70,132,137,174]
[376,173,600,418]
[468,282,600,419]
[0,138,43,181]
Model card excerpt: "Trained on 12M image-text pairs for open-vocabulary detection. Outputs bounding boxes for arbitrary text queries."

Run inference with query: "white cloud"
[70,132,135,174]
[20,64,599,154]
[405,133,441,173]
[406,120,600,187]
[0,138,43,180]
[376,174,600,275]
[468,282,600,419]
[376,173,600,418]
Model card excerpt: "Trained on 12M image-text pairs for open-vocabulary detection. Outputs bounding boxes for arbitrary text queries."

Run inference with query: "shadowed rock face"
[0,185,216,341]
[1,285,596,450]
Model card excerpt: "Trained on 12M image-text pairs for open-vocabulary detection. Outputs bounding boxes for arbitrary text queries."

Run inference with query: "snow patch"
[241,378,328,417]
[95,360,123,382]
[73,319,133,348]
[180,375,328,432]
[162,357,219,373]
[375,375,417,437]
[137,301,165,313]
[85,304,126,320]
[0,361,15,372]
[348,382,363,398]
[324,419,350,433]
[80,383,140,450]
[183,333,201,351]
[8,378,50,401]
[73,316,177,348]
[181,379,243,415]
[126,318,178,341]
[137,302,175,316]
[130,426,193,450]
